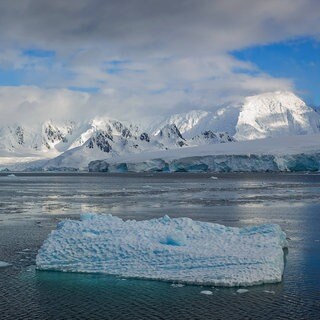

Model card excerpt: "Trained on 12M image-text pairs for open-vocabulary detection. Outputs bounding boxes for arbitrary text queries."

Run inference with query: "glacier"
[88,133,320,173]
[89,153,320,173]
[36,214,288,287]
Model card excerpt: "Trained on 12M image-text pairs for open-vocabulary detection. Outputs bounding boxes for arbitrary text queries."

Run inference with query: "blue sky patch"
[68,86,100,93]
[232,38,320,105]
[0,69,24,86]
[22,49,56,58]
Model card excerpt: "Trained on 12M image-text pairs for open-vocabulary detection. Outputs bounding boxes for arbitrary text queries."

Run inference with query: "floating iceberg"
[36,214,288,287]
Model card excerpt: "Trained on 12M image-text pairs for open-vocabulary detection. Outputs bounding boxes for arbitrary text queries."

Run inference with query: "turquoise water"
[1,173,320,319]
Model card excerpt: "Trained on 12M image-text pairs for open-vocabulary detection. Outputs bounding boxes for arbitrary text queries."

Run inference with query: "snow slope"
[36,214,288,287]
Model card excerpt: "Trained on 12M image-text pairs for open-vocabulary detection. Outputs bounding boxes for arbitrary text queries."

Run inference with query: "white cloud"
[0,0,318,124]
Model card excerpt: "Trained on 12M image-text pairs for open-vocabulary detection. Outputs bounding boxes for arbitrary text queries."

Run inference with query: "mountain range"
[1,91,320,171]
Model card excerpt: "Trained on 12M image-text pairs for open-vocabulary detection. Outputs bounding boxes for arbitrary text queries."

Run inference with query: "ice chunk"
[171,283,185,288]
[237,289,249,294]
[36,214,288,287]
[200,290,213,295]
[263,290,275,294]
[0,261,12,268]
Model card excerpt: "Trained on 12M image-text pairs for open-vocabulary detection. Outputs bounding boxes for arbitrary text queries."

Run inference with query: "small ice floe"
[0,261,12,268]
[263,290,275,294]
[237,289,249,294]
[200,290,213,295]
[171,283,185,288]
[210,176,218,180]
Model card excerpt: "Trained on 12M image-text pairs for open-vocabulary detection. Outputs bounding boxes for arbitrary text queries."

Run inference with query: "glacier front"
[36,214,288,287]
[88,133,320,173]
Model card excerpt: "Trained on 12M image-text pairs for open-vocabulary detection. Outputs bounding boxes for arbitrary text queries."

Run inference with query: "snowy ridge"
[153,107,240,138]
[153,110,211,136]
[0,120,76,154]
[36,214,288,287]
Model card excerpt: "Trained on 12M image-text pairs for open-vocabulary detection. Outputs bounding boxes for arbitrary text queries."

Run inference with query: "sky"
[0,0,319,125]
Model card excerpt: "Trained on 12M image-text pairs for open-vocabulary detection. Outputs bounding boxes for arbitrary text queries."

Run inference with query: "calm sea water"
[0,172,320,319]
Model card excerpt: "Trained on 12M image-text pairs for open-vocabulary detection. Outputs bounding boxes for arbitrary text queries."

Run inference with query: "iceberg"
[36,214,288,287]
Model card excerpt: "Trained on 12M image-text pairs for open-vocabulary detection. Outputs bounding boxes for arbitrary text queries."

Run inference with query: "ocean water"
[0,172,320,319]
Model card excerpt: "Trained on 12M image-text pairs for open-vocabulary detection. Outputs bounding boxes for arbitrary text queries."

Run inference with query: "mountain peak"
[245,91,307,109]
[235,91,320,140]
[156,124,187,147]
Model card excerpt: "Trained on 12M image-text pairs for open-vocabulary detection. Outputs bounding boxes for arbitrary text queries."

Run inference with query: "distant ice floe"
[237,289,249,294]
[200,290,213,295]
[171,283,185,288]
[36,214,288,287]
[0,261,12,268]
[263,290,275,294]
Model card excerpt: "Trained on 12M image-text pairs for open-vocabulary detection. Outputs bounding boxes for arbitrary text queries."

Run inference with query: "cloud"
[0,0,319,54]
[0,0,318,124]
[0,87,88,125]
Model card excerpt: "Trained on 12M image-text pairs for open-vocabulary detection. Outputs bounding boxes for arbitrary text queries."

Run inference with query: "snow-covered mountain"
[155,124,188,148]
[0,120,79,155]
[0,118,195,170]
[40,120,168,169]
[1,91,319,171]
[234,91,320,140]
[153,91,320,141]
[152,107,240,139]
